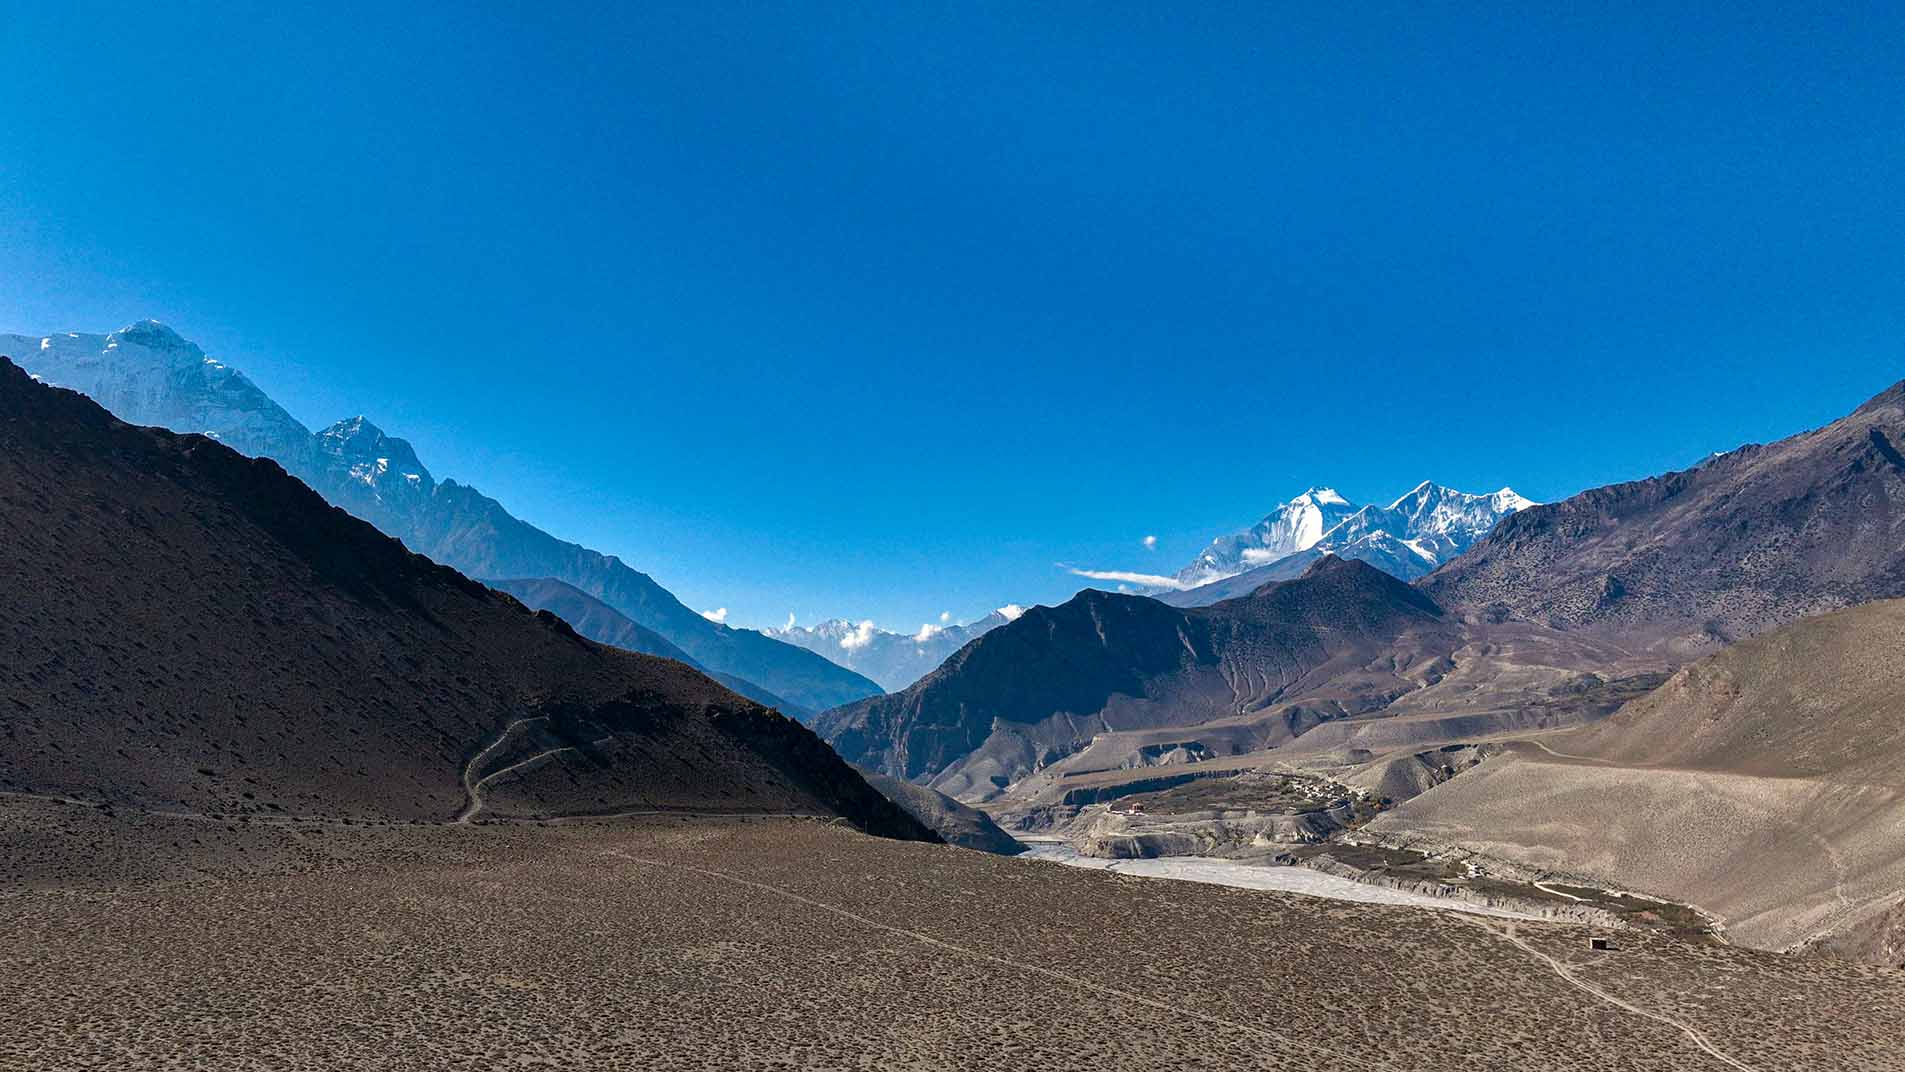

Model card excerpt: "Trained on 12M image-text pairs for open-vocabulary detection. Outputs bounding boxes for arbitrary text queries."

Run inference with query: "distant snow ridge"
[1177,482,1535,587]
[768,608,1021,691]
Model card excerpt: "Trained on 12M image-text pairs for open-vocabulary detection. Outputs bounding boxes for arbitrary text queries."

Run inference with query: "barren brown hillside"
[1373,599,1905,960]
[1423,380,1905,652]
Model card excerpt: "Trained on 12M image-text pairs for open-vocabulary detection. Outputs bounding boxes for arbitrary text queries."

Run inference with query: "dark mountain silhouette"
[9,323,884,715]
[820,557,1457,797]
[0,356,928,839]
[1423,380,1905,652]
[487,577,806,717]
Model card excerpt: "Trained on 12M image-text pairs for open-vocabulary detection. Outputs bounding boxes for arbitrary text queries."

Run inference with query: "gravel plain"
[4,799,1903,1071]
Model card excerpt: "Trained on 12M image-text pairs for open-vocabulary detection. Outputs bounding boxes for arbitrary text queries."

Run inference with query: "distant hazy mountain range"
[5,322,883,716]
[764,608,1023,692]
[1159,482,1535,606]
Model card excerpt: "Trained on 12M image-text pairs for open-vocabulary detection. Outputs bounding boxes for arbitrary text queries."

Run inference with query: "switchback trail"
[455,716,549,824]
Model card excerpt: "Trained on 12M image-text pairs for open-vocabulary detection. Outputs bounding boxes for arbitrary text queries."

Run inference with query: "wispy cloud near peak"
[1063,566,1187,590]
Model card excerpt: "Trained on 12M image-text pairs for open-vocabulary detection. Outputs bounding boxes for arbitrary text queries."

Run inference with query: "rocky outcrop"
[1078,805,1358,860]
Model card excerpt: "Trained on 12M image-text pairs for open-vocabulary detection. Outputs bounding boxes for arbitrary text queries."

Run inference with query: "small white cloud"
[996,604,1026,622]
[838,619,879,651]
[1241,548,1284,565]
[700,607,728,623]
[1143,535,1158,550]
[784,612,796,631]
[913,623,944,643]
[938,610,951,624]
[1066,567,1187,590]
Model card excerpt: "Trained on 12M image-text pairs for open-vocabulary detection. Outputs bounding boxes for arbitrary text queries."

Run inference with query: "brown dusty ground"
[3,798,1902,1071]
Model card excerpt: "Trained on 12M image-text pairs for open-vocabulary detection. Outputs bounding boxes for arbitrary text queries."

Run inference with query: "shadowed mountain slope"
[1423,379,1905,653]
[9,323,883,715]
[1373,598,1905,960]
[487,577,806,717]
[0,356,929,840]
[820,557,1458,798]
[853,769,1027,855]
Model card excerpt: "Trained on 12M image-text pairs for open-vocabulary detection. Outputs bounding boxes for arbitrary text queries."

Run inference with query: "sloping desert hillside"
[1372,598,1905,959]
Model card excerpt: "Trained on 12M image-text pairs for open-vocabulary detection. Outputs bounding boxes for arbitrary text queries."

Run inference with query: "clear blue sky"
[2,4,1900,632]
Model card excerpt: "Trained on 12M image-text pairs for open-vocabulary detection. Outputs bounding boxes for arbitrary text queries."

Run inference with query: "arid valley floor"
[4,800,1902,1071]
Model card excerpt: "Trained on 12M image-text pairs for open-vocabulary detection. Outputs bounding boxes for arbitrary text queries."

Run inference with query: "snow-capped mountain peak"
[766,607,1022,691]
[1489,487,1537,513]
[318,415,426,467]
[110,319,197,356]
[1172,481,1538,591]
[1175,486,1361,587]
[7,322,315,466]
[316,416,434,497]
